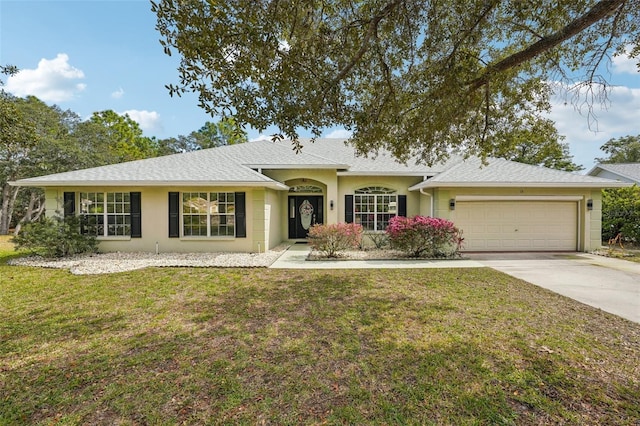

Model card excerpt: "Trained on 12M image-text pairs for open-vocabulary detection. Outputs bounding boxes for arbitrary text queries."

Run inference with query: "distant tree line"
[1,66,247,234]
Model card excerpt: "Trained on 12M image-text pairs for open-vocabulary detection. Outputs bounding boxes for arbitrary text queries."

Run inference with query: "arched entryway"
[287,181,325,239]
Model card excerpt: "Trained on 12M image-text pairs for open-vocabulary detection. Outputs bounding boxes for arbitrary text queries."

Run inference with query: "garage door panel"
[532,240,548,249]
[456,201,577,252]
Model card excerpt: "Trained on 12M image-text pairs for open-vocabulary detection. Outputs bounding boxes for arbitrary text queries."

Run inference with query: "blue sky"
[1,0,639,170]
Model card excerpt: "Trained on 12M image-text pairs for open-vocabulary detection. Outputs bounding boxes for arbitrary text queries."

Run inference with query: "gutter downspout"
[419,188,434,217]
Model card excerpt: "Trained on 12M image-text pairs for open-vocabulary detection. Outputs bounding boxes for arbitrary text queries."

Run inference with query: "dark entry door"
[288,196,323,239]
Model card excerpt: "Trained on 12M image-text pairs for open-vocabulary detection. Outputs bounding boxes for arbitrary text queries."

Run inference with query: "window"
[182,192,235,237]
[80,192,131,236]
[354,187,397,231]
[289,185,323,193]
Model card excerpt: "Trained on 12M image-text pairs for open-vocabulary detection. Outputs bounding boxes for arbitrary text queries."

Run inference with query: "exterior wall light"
[449,199,456,210]
[330,200,334,210]
[587,199,593,211]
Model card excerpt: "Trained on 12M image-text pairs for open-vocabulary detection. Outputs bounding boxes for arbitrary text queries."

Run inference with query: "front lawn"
[1,242,639,424]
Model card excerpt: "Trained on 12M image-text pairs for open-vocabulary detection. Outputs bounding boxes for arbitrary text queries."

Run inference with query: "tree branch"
[330,0,403,85]
[467,0,627,90]
[446,0,500,68]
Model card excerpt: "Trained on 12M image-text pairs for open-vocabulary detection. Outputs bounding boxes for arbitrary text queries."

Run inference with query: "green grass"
[1,236,639,425]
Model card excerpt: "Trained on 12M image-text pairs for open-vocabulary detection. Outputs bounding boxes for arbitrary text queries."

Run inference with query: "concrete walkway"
[269,245,640,324]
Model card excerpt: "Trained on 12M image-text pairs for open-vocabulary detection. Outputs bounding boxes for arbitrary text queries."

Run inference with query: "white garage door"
[455,201,578,251]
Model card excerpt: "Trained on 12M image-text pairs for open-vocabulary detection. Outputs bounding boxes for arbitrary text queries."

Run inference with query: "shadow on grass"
[1,269,639,425]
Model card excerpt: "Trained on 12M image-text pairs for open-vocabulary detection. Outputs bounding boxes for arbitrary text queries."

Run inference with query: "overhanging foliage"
[152,0,639,163]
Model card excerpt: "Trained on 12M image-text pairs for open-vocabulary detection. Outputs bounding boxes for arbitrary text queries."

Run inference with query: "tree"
[88,110,158,162]
[1,94,163,235]
[1,67,38,235]
[491,118,583,171]
[596,134,640,245]
[152,0,639,164]
[192,118,248,149]
[157,118,248,155]
[1,95,89,234]
[602,185,640,243]
[9,97,87,234]
[596,135,640,163]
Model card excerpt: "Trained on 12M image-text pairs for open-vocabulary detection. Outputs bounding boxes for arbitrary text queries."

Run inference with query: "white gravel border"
[8,245,290,275]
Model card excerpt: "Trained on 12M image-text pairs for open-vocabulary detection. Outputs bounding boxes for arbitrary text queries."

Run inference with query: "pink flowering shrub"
[308,223,364,258]
[386,216,464,258]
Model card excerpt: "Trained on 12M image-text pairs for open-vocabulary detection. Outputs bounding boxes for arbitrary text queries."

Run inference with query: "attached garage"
[455,199,578,252]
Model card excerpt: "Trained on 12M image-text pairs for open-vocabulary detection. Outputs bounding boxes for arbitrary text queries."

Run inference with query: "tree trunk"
[0,184,20,235]
[14,191,46,235]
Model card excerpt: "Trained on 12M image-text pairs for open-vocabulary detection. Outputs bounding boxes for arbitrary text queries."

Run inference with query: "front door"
[288,196,323,239]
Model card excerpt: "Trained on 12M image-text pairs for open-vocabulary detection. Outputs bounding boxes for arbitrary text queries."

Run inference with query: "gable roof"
[586,163,640,184]
[11,138,629,189]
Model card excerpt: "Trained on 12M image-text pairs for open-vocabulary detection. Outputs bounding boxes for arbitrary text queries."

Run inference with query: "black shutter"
[398,195,407,217]
[235,192,246,238]
[168,192,179,238]
[130,192,142,238]
[63,192,75,217]
[345,195,354,223]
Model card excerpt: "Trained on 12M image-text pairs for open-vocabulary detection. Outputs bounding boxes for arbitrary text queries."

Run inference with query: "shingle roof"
[11,138,628,189]
[12,140,345,187]
[291,138,450,175]
[409,156,630,189]
[12,147,279,186]
[586,163,640,184]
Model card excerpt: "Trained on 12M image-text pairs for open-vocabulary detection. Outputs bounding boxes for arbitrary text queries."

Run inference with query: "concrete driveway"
[469,253,640,324]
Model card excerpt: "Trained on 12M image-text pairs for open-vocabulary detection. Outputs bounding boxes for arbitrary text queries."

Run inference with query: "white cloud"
[111,87,125,99]
[122,109,162,133]
[5,53,86,102]
[547,84,640,169]
[323,128,352,139]
[612,47,639,75]
[249,134,275,142]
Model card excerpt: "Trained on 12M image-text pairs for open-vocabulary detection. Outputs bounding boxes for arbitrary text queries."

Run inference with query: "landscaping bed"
[308,248,465,261]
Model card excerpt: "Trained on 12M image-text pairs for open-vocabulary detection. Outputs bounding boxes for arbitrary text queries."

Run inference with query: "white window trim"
[79,191,132,238]
[353,187,398,232]
[180,191,236,238]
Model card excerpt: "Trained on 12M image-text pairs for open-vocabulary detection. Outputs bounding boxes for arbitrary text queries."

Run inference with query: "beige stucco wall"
[588,189,603,250]
[251,171,426,243]
[44,180,606,253]
[45,186,280,253]
[251,188,285,252]
[424,186,604,252]
[267,189,284,250]
[262,169,339,242]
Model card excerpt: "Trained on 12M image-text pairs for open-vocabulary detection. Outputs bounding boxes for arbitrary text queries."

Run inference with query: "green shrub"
[12,216,98,258]
[386,216,463,258]
[308,222,363,258]
[602,185,640,243]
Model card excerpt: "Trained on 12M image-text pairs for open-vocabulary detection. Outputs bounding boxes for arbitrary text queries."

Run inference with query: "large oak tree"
[152,0,639,163]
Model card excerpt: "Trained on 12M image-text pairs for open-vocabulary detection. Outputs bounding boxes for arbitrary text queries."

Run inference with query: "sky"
[1,0,639,171]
